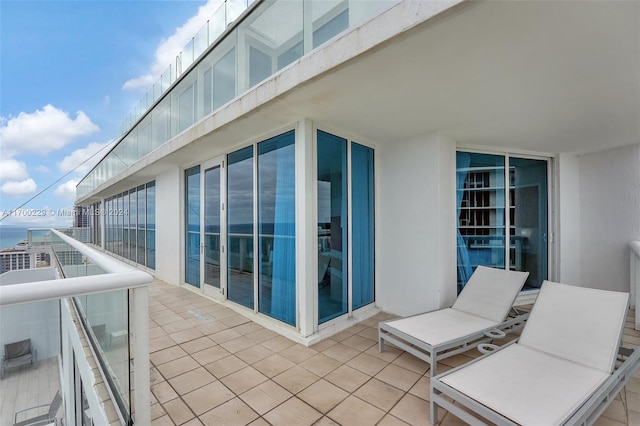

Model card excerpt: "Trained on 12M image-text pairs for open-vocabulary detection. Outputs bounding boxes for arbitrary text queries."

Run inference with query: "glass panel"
[96,201,102,245]
[137,186,146,266]
[185,166,201,287]
[510,157,548,289]
[228,146,254,308]
[105,199,112,253]
[123,192,129,260]
[317,130,347,323]
[116,195,122,257]
[129,189,137,263]
[204,166,221,287]
[277,41,302,71]
[178,82,196,133]
[81,290,130,419]
[351,143,374,310]
[213,47,236,110]
[152,98,170,150]
[456,152,505,291]
[194,23,208,57]
[240,0,303,91]
[249,46,272,87]
[203,67,213,116]
[146,182,156,270]
[138,120,152,158]
[312,5,349,48]
[258,131,296,325]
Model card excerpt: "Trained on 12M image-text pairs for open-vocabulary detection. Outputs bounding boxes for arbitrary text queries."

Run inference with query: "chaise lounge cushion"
[382,309,496,347]
[440,343,609,425]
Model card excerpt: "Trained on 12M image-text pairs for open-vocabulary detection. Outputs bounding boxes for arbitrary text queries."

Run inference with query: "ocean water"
[0,226,29,250]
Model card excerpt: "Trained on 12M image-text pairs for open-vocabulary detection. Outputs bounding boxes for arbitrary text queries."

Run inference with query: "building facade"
[75,0,640,344]
[0,249,31,274]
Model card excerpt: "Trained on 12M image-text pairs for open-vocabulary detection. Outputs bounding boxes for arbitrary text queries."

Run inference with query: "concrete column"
[296,119,316,337]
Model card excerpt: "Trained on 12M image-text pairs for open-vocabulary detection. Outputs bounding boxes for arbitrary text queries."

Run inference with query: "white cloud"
[122,75,156,92]
[123,0,223,91]
[0,159,28,182]
[0,104,100,158]
[1,178,37,196]
[57,140,114,174]
[35,165,50,173]
[54,179,78,201]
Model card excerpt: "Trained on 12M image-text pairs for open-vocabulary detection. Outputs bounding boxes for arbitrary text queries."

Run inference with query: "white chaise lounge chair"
[431,280,640,425]
[378,266,530,377]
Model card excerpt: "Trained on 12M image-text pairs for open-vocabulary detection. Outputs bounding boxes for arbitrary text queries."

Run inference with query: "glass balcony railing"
[76,0,399,199]
[0,228,152,425]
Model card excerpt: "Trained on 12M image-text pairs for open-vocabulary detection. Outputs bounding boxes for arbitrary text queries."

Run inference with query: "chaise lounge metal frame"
[379,266,530,377]
[431,281,640,425]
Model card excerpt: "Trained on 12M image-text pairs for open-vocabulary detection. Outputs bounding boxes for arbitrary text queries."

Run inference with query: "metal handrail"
[0,228,152,307]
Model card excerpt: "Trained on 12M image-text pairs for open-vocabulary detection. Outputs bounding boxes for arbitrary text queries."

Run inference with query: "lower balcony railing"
[0,228,152,425]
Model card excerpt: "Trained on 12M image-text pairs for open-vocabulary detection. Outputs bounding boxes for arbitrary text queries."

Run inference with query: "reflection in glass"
[228,147,254,308]
[152,99,169,150]
[313,7,349,48]
[249,47,271,87]
[214,48,236,110]
[204,166,221,287]
[137,185,146,267]
[79,289,130,420]
[115,195,122,257]
[510,157,548,288]
[258,131,296,325]
[105,199,111,253]
[317,131,347,323]
[185,166,201,287]
[456,152,505,291]
[146,182,156,270]
[123,191,129,261]
[457,153,548,291]
[351,143,374,310]
[129,189,137,263]
[178,82,196,133]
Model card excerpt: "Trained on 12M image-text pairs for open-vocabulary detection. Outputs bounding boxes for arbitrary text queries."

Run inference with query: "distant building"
[74,205,90,228]
[0,248,31,274]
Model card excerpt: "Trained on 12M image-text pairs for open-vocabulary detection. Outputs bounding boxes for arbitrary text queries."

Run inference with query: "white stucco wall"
[1,300,60,361]
[376,132,456,317]
[154,167,182,285]
[578,143,640,293]
[557,153,582,286]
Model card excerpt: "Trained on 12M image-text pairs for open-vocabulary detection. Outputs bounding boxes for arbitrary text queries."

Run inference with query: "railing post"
[133,285,151,424]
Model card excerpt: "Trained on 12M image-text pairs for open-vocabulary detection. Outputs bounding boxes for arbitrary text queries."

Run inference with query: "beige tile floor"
[148,278,640,426]
[0,356,61,426]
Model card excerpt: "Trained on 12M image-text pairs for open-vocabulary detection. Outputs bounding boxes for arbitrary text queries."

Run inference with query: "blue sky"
[0,0,222,227]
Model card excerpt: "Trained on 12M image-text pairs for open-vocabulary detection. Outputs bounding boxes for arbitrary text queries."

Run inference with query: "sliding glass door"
[317,131,348,323]
[317,131,375,325]
[227,146,255,309]
[456,152,548,290]
[257,131,296,325]
[203,157,224,297]
[185,166,201,287]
